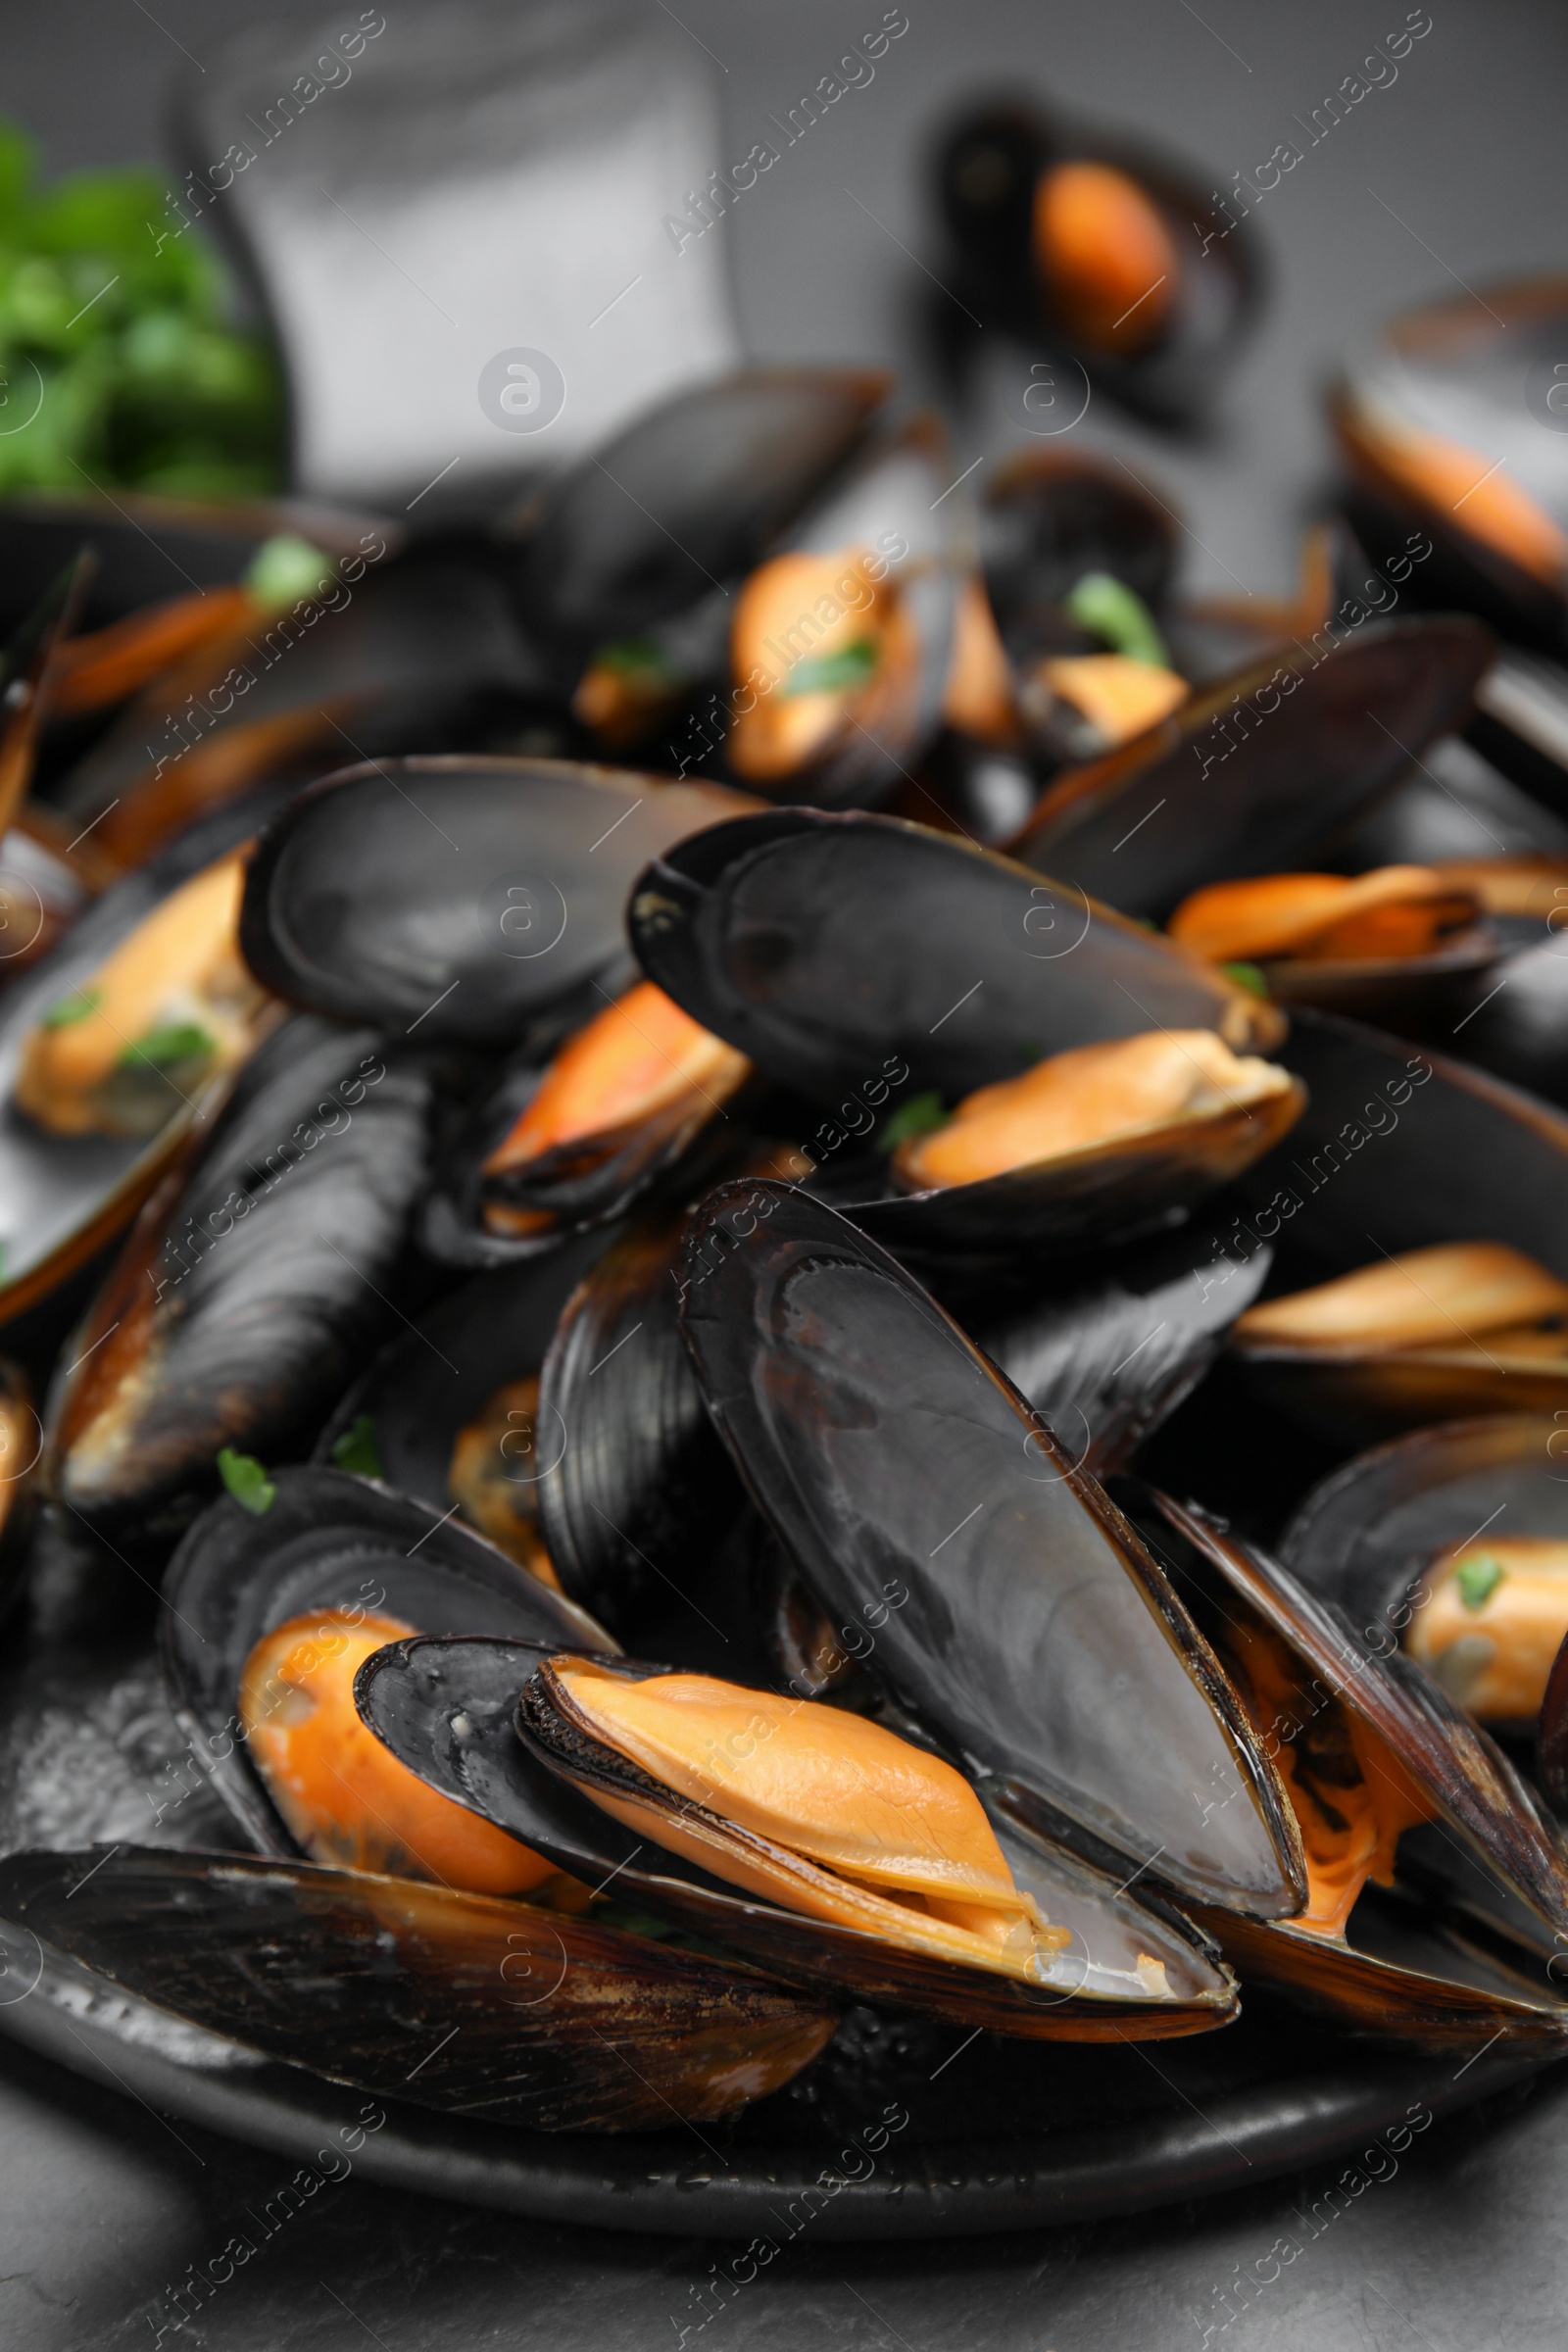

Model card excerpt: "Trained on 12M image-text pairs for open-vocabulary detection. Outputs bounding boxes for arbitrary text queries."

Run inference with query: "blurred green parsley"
[0,123,283,499]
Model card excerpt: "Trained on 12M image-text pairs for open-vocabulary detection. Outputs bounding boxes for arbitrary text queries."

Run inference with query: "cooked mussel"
[1331,278,1568,649]
[1224,1012,1568,1440]
[239,756,753,1044]
[423,979,752,1262]
[0,1846,837,2132]
[358,1633,1239,2039]
[1009,621,1495,920]
[1168,864,1497,1023]
[162,1463,610,1861]
[510,368,890,677]
[630,807,1296,1255]
[0,791,289,1326]
[1281,1413,1568,1740]
[44,1016,432,1543]
[1120,1482,1568,2044]
[936,99,1260,417]
[677,1182,1304,1920]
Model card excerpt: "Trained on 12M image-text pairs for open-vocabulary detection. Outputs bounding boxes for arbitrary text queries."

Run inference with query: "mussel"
[358,1634,1239,2039]
[1121,1483,1568,2044]
[677,1182,1303,1920]
[936,98,1260,417]
[239,756,753,1044]
[1009,621,1495,920]
[629,807,1298,1257]
[0,1845,838,2132]
[44,1015,432,1543]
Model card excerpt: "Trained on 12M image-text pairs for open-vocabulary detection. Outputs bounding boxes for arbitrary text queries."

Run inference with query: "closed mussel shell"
[0,1845,836,2132]
[45,1016,432,1544]
[239,757,754,1043]
[677,1183,1305,1922]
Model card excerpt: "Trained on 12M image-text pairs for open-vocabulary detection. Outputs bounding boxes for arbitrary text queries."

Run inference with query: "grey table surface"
[2,1,1568,2344]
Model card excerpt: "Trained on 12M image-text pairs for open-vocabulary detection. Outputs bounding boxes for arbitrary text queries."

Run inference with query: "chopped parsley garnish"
[245,532,333,612]
[41,987,102,1029]
[593,637,676,682]
[119,1020,216,1070]
[1222,961,1271,999]
[330,1413,384,1482]
[880,1090,951,1151]
[781,637,879,699]
[218,1447,274,1515]
[1455,1553,1505,1611]
[1062,570,1169,668]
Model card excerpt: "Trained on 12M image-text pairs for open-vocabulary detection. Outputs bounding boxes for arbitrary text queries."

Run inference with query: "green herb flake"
[218,1447,274,1515]
[1221,961,1271,999]
[245,532,333,612]
[879,1091,951,1152]
[330,1413,384,1482]
[1455,1553,1505,1612]
[781,637,879,700]
[593,636,675,683]
[1062,571,1170,668]
[40,987,102,1029]
[119,1020,216,1070]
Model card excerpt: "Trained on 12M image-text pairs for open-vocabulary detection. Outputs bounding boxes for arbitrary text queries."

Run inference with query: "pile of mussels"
[5,318,1568,2141]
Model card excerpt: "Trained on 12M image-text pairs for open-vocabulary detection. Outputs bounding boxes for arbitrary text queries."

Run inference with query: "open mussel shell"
[239,756,752,1044]
[977,1216,1272,1474]
[630,807,1280,1100]
[936,101,1259,418]
[717,414,960,808]
[677,1183,1303,1920]
[316,1232,612,1541]
[44,1016,432,1544]
[631,808,1293,1257]
[162,1465,611,1855]
[1280,1414,1568,1673]
[0,788,291,1328]
[1118,1483,1568,2045]
[1330,279,1568,650]
[1226,1009,1568,1441]
[357,1634,1237,2040]
[510,368,890,666]
[1008,621,1495,920]
[537,1208,748,1645]
[0,1845,836,2132]
[980,451,1176,654]
[53,541,551,874]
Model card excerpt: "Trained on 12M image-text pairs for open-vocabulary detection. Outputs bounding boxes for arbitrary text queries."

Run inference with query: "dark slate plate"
[0,1529,1554,2240]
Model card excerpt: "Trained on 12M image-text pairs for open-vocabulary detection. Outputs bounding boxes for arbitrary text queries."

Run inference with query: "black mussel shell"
[977,1217,1272,1474]
[357,1634,1238,2039]
[537,1209,748,1642]
[0,787,294,1328]
[980,450,1176,659]
[1120,1483,1568,2044]
[0,1845,837,2132]
[1466,650,1568,825]
[510,368,890,665]
[677,1183,1304,1920]
[1280,1415,1568,1669]
[162,1464,611,1854]
[1009,621,1495,920]
[630,807,1280,1102]
[1251,926,1499,1030]
[44,1017,432,1544]
[898,729,1041,846]
[240,756,753,1044]
[1226,1009,1568,1440]
[0,1358,39,1631]
[315,1233,612,1538]
[55,544,545,873]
